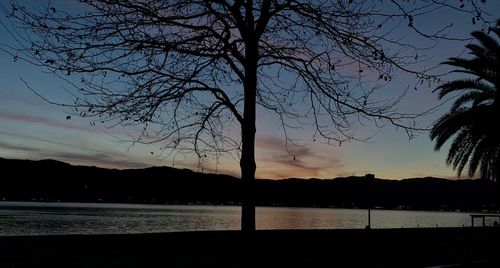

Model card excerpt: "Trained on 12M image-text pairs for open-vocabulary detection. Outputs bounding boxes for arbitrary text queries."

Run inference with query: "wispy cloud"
[46,151,150,169]
[0,141,42,153]
[256,136,344,179]
[0,131,106,154]
[0,112,101,133]
[0,131,150,169]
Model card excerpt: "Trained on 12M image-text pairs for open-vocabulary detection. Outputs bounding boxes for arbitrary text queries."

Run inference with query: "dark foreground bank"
[0,228,499,268]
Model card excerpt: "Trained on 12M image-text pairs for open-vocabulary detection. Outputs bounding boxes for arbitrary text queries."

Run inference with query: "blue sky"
[1,1,499,179]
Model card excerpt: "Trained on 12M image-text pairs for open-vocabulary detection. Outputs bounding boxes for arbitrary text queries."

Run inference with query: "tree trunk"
[240,97,256,267]
[241,0,258,232]
[240,124,256,233]
[240,62,257,233]
[240,28,258,267]
[239,4,258,267]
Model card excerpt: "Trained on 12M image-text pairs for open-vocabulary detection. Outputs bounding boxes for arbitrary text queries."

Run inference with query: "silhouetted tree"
[431,21,500,181]
[1,0,491,234]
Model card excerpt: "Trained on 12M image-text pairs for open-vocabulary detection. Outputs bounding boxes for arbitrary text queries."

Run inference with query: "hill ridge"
[0,158,497,211]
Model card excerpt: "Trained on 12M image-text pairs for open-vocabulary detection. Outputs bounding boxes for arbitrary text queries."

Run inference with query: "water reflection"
[0,202,478,236]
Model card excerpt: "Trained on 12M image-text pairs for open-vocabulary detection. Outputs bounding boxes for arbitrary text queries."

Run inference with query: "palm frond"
[444,58,497,85]
[471,31,500,53]
[450,91,494,111]
[435,79,494,99]
[432,26,500,181]
[468,137,488,177]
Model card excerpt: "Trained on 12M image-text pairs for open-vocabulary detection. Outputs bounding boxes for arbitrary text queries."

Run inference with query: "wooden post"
[368,208,371,229]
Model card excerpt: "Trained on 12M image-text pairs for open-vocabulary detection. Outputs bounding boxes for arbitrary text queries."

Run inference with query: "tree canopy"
[1,0,494,232]
[431,21,500,180]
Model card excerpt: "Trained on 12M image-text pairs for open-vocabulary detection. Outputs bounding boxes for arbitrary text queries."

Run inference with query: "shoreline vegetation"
[1,157,498,213]
[0,228,499,267]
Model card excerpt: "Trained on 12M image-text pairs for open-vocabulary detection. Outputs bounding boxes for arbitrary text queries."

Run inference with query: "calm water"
[0,202,484,236]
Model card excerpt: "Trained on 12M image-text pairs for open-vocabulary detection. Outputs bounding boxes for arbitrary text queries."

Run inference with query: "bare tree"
[1,0,492,233]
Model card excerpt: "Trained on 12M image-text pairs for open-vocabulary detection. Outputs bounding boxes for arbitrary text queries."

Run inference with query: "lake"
[0,202,487,236]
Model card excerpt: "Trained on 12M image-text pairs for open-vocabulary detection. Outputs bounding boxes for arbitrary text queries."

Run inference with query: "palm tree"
[431,22,500,181]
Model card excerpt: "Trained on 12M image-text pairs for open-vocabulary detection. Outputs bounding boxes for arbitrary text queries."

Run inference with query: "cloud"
[0,145,150,169]
[0,131,109,154]
[255,137,285,151]
[0,112,101,133]
[0,131,149,169]
[335,171,357,178]
[0,91,50,108]
[0,141,43,152]
[46,151,150,169]
[255,136,345,179]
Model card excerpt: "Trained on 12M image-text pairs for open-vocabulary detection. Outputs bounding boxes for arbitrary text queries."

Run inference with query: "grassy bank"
[0,228,499,267]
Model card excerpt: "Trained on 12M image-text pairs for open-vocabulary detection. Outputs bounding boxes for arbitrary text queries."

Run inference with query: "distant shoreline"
[0,200,497,214]
[0,200,500,214]
[0,228,499,267]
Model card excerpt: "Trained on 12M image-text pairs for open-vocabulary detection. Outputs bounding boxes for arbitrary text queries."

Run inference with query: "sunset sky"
[1,1,499,180]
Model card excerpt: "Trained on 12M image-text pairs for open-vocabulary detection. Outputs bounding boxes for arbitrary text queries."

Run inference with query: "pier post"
[368,208,371,229]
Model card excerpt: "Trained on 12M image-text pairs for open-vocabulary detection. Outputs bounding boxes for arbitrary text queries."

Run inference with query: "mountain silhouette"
[0,157,498,211]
